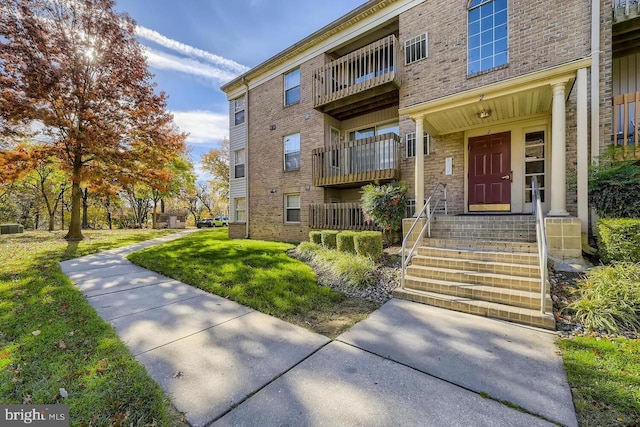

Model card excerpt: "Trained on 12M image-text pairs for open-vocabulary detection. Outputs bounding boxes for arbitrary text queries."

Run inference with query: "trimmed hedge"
[354,231,383,260]
[309,231,322,245]
[0,224,24,234]
[336,231,357,254]
[596,218,640,263]
[320,230,340,249]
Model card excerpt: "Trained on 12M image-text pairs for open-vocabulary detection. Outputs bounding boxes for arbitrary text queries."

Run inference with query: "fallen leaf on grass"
[58,340,67,349]
[59,388,68,398]
[22,395,31,404]
[31,330,41,336]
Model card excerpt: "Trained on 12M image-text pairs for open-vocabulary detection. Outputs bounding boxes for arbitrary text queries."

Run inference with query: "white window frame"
[285,193,301,223]
[284,69,301,106]
[284,133,301,171]
[404,33,428,65]
[405,132,430,158]
[233,97,245,126]
[235,197,246,222]
[467,0,508,75]
[234,149,245,178]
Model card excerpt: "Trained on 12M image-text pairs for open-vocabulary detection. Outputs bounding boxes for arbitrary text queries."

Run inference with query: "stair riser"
[411,257,540,278]
[393,289,555,330]
[406,266,542,293]
[428,232,536,242]
[416,247,539,265]
[403,278,552,311]
[423,239,537,253]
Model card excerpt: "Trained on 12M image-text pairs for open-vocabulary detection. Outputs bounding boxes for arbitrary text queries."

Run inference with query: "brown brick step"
[416,246,539,265]
[405,265,542,292]
[411,255,540,278]
[403,276,552,311]
[428,230,536,242]
[392,288,555,330]
[422,238,538,253]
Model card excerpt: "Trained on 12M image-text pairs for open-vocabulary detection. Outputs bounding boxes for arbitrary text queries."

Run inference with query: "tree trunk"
[82,187,89,228]
[65,170,84,240]
[151,199,158,229]
[105,195,112,230]
[160,198,165,213]
[48,211,55,231]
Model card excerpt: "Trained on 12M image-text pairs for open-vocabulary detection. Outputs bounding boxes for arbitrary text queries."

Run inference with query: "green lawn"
[559,337,640,426]
[0,229,186,427]
[127,228,379,337]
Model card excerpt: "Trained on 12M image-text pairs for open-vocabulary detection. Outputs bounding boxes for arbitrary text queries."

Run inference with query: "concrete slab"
[77,270,174,297]
[110,294,255,355]
[86,280,208,320]
[66,263,149,281]
[338,299,577,427]
[60,254,131,273]
[136,310,330,427]
[215,341,554,427]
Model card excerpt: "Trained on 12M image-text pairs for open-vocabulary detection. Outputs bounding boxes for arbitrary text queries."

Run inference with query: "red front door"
[468,132,511,212]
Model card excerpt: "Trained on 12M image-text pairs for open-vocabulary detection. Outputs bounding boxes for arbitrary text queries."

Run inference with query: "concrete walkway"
[60,231,577,427]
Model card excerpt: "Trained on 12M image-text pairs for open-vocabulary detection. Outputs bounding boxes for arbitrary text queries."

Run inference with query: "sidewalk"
[61,231,576,427]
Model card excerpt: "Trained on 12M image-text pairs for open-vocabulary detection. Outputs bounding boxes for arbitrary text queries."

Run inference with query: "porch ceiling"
[399,58,591,136]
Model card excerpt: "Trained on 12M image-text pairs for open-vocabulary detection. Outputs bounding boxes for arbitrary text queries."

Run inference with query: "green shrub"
[296,241,320,260]
[596,218,640,263]
[309,231,322,245]
[589,156,640,218]
[360,181,408,244]
[320,230,340,249]
[567,263,640,334]
[336,231,357,254]
[309,246,376,289]
[354,231,383,260]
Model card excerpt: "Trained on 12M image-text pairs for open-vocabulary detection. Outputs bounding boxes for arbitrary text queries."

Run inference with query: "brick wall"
[398,0,591,108]
[247,54,327,242]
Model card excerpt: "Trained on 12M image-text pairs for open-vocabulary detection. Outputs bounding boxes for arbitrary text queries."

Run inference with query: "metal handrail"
[531,176,548,313]
[401,183,447,288]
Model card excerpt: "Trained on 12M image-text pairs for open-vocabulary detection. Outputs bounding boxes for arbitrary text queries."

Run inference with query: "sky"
[113,0,367,179]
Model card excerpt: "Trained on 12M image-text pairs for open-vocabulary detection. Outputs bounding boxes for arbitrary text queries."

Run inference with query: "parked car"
[196,218,215,228]
[213,217,229,227]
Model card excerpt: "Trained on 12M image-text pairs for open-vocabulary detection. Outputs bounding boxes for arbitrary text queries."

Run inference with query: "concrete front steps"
[394,215,555,330]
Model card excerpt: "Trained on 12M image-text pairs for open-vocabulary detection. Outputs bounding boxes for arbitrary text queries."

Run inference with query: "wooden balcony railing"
[613,0,640,22]
[613,91,640,157]
[313,35,399,109]
[312,133,401,187]
[309,203,377,230]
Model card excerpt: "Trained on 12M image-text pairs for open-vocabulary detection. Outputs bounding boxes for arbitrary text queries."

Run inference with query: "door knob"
[501,175,510,180]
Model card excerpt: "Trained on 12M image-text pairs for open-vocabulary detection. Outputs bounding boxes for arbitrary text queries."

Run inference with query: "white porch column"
[415,115,425,215]
[549,82,569,216]
[576,68,589,232]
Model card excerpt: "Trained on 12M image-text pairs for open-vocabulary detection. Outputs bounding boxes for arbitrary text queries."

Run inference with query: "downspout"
[242,77,250,239]
[590,0,600,165]
[585,0,601,254]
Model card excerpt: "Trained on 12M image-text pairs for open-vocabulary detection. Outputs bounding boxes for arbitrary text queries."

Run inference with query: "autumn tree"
[201,137,230,213]
[0,0,186,240]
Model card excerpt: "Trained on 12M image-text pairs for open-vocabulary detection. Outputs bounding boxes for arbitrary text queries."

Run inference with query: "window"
[233,97,245,126]
[284,69,301,106]
[406,199,416,218]
[234,149,245,178]
[524,131,545,203]
[284,133,300,171]
[406,132,430,158]
[404,33,428,65]
[468,0,508,75]
[235,198,246,222]
[348,123,399,172]
[285,194,300,223]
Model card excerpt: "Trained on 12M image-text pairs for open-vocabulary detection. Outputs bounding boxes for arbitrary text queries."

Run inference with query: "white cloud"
[171,110,228,144]
[136,26,248,75]
[143,47,239,85]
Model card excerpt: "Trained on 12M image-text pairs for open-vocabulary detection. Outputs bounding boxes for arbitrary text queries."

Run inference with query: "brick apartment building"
[221,0,638,327]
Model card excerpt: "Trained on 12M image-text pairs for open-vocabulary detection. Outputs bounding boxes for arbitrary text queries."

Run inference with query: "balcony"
[309,203,377,231]
[313,35,400,120]
[614,0,640,23]
[312,133,401,188]
[613,91,640,157]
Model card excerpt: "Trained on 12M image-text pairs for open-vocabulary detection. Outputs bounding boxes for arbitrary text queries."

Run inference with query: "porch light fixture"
[477,108,492,119]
